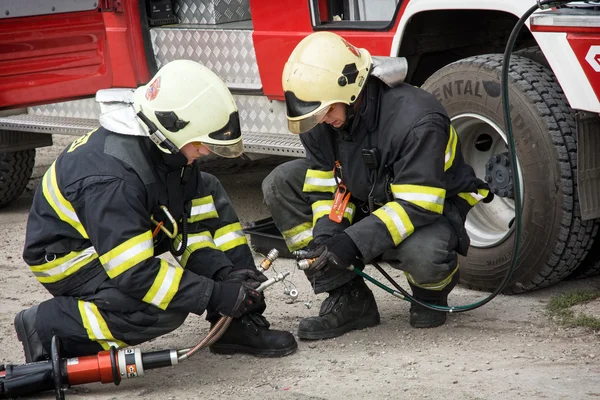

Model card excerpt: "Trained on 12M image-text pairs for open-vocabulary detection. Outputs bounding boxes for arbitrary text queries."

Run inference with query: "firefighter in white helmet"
[263,32,491,338]
[14,59,297,363]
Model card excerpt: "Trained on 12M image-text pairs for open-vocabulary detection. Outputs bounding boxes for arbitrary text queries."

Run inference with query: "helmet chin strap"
[137,111,180,155]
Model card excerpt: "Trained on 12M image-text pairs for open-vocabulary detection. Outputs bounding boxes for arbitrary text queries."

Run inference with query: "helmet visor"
[203,140,244,158]
[287,105,332,134]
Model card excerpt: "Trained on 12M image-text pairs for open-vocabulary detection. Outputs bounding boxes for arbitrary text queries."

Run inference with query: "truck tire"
[0,149,35,207]
[421,54,597,293]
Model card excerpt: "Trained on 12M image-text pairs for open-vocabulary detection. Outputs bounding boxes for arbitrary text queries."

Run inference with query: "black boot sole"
[14,310,35,363]
[298,312,381,340]
[209,341,298,357]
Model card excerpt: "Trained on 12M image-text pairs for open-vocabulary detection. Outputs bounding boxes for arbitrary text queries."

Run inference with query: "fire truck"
[0,0,599,294]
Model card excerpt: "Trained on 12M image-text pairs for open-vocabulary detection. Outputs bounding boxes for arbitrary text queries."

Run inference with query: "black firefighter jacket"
[299,78,490,262]
[23,127,253,316]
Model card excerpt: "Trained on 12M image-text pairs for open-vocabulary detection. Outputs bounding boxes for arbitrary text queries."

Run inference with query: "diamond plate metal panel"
[28,98,100,120]
[174,0,250,24]
[0,115,99,136]
[151,27,261,90]
[235,95,289,135]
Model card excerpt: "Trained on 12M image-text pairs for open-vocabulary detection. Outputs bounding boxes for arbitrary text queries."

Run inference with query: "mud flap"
[577,112,600,221]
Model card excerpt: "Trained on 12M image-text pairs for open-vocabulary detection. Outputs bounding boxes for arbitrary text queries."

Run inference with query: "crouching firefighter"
[262,32,492,339]
[15,59,297,363]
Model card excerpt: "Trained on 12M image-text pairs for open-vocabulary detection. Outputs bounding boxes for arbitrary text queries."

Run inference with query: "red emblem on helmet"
[341,38,361,58]
[145,76,161,101]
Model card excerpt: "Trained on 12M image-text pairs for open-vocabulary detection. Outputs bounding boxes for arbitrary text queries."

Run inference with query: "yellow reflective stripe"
[311,200,356,225]
[303,169,337,193]
[282,222,313,252]
[78,300,127,350]
[142,259,183,310]
[405,265,459,291]
[458,188,489,206]
[214,222,248,252]
[176,231,217,267]
[312,200,333,222]
[391,184,446,214]
[188,195,219,223]
[31,247,98,283]
[41,162,88,238]
[99,231,154,278]
[373,202,415,246]
[444,125,458,171]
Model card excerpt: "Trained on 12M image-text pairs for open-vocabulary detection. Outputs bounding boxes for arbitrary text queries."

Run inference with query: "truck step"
[0,114,304,157]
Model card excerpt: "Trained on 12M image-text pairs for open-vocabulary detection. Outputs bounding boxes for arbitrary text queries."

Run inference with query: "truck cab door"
[0,1,144,110]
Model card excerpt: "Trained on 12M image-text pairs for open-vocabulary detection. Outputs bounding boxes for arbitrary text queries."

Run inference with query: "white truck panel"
[390,0,600,113]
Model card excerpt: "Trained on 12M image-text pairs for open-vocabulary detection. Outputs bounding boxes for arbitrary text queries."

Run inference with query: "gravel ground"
[1,135,599,400]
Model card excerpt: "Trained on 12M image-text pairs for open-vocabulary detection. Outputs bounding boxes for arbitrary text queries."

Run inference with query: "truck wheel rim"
[451,113,523,248]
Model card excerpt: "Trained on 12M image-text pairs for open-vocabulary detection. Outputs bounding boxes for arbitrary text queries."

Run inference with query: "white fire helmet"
[282,32,372,134]
[134,59,243,158]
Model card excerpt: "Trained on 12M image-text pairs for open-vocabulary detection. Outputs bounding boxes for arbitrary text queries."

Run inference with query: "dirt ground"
[1,135,600,400]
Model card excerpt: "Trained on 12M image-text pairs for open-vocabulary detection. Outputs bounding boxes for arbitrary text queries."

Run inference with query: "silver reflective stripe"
[33,247,96,278]
[103,239,153,273]
[149,263,178,307]
[394,192,445,205]
[214,231,245,248]
[345,207,354,216]
[313,204,331,214]
[177,234,214,251]
[305,177,337,187]
[190,203,217,217]
[82,302,120,349]
[286,228,313,247]
[381,205,410,240]
[472,192,485,201]
[46,181,79,223]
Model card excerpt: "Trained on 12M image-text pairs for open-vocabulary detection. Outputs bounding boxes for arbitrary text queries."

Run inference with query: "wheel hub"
[484,152,514,199]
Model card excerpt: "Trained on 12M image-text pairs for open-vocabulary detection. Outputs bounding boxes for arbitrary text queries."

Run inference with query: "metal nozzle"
[296,258,318,270]
[257,248,279,272]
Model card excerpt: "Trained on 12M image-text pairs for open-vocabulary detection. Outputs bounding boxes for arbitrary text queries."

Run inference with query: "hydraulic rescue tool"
[0,251,288,400]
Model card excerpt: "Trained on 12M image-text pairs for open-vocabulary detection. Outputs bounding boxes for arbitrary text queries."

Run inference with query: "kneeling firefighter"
[262,32,492,338]
[15,59,297,363]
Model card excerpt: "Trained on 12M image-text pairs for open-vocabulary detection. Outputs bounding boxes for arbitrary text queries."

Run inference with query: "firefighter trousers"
[262,158,459,294]
[33,172,254,358]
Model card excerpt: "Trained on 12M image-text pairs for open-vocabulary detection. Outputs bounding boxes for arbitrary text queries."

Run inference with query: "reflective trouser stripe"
[458,188,490,206]
[99,231,154,278]
[444,125,458,171]
[30,247,98,283]
[372,202,415,246]
[392,184,446,214]
[311,200,355,225]
[142,259,183,310]
[282,222,313,252]
[175,231,217,267]
[78,300,127,350]
[303,169,337,193]
[187,195,219,223]
[42,162,88,238]
[406,265,459,291]
[214,222,247,252]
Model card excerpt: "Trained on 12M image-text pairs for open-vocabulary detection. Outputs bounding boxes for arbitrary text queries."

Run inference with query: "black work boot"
[298,276,380,340]
[408,272,458,329]
[14,305,49,363]
[409,294,448,328]
[210,313,297,357]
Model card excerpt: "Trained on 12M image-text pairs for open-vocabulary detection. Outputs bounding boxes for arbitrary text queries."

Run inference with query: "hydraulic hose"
[337,0,574,312]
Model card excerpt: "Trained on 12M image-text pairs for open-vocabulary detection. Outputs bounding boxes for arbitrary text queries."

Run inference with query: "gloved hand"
[208,281,263,318]
[226,268,268,289]
[300,232,361,273]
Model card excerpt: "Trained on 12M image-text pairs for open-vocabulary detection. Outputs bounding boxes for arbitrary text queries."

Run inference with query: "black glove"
[301,232,360,273]
[226,268,268,289]
[208,281,262,318]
